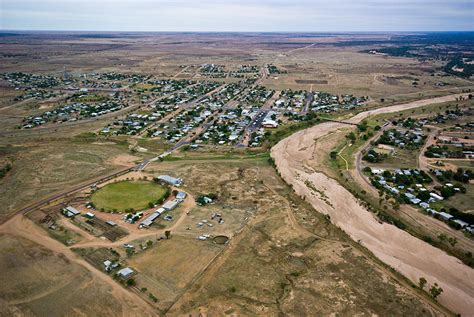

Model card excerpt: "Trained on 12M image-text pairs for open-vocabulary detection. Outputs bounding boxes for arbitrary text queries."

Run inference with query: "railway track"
[3,166,133,224]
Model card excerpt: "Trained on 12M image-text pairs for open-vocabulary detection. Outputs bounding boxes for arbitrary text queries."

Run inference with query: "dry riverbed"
[271,93,474,316]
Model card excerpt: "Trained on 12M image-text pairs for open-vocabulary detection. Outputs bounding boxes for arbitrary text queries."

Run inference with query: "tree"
[391,200,400,210]
[330,151,338,160]
[126,278,136,287]
[346,132,356,143]
[429,283,443,299]
[357,121,368,132]
[419,277,427,289]
[165,230,171,239]
[448,237,457,247]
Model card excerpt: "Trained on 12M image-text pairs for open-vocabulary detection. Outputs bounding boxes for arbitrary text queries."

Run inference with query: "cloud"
[1,0,473,31]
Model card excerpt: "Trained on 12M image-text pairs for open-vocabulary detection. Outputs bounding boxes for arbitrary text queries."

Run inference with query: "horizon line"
[1,29,474,34]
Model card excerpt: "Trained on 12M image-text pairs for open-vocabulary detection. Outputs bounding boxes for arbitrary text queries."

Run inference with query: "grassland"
[128,235,223,310]
[91,180,168,212]
[156,159,439,316]
[0,141,132,222]
[0,233,127,316]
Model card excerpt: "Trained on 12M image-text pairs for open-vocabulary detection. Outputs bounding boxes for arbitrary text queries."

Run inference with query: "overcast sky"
[1,0,473,32]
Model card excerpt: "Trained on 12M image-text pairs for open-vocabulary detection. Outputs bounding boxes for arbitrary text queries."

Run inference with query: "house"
[262,119,279,128]
[156,175,183,187]
[404,193,416,200]
[430,193,444,201]
[420,202,430,209]
[85,212,95,219]
[63,206,80,218]
[106,220,117,226]
[117,267,134,279]
[371,168,384,175]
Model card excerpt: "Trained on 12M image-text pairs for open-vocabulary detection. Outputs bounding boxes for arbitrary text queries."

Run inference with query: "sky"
[1,0,473,32]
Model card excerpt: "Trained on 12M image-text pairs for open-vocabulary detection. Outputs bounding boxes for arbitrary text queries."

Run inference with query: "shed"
[163,199,180,211]
[438,212,453,221]
[104,260,112,271]
[117,267,134,279]
[156,175,183,187]
[420,202,430,209]
[430,193,444,201]
[176,191,187,200]
[64,206,80,218]
[453,219,468,228]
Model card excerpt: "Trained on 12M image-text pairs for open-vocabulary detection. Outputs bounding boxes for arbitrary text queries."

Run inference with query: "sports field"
[91,180,168,212]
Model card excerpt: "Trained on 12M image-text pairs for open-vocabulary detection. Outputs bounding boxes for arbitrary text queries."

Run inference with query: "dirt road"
[418,127,441,173]
[271,93,474,316]
[70,194,196,249]
[0,214,156,317]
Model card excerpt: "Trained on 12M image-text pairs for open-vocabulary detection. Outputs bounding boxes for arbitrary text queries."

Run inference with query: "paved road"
[302,91,314,115]
[236,90,280,147]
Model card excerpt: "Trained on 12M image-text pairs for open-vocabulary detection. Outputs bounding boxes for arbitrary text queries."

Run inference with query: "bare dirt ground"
[348,93,470,124]
[0,156,449,316]
[418,127,442,172]
[108,153,141,167]
[271,93,474,316]
[164,161,442,316]
[73,193,196,248]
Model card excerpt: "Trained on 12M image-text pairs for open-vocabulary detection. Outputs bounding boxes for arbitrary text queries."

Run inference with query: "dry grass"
[0,233,125,316]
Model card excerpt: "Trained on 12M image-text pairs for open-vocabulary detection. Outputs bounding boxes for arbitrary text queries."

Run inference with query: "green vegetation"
[91,180,169,212]
[0,163,12,179]
[126,278,136,287]
[264,117,323,147]
[322,105,474,267]
[362,149,387,163]
[69,93,107,103]
[428,283,444,300]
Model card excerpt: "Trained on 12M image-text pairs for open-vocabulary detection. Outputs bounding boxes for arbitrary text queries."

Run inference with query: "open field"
[162,160,441,316]
[128,235,223,310]
[0,233,147,316]
[91,180,168,212]
[0,140,132,222]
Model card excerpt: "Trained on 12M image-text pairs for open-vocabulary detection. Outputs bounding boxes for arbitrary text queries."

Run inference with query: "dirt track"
[0,215,156,317]
[74,193,196,248]
[271,93,474,316]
